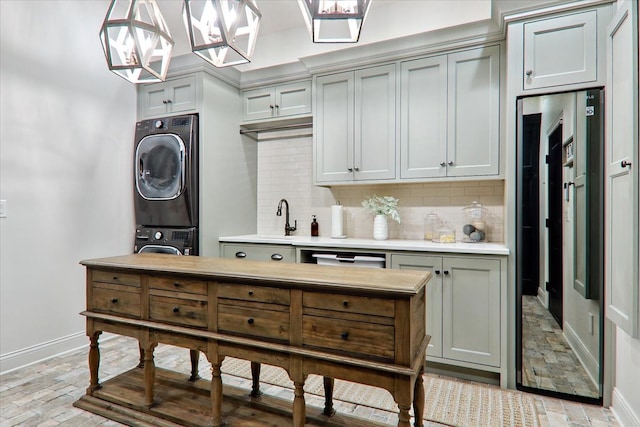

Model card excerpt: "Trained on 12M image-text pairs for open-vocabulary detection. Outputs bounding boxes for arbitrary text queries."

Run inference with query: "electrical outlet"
[0,200,6,218]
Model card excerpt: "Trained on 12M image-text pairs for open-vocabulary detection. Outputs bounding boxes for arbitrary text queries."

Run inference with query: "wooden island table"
[74,253,430,427]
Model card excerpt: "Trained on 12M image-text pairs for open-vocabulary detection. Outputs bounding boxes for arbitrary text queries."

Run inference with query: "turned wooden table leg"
[143,343,157,407]
[293,381,306,427]
[211,364,223,427]
[322,376,336,416]
[250,361,262,397]
[189,349,200,381]
[87,331,102,394]
[137,343,144,368]
[398,403,412,427]
[413,368,425,427]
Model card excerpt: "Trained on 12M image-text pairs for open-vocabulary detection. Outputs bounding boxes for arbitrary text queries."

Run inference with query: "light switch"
[0,200,6,218]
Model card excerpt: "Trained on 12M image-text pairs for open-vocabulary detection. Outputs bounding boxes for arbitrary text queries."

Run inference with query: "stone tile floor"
[0,335,620,427]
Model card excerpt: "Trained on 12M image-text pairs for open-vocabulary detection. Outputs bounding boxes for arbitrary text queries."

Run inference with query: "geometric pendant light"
[99,0,174,83]
[298,0,372,43]
[183,0,262,67]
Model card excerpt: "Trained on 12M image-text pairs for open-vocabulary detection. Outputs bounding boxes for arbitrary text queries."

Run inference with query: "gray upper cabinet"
[400,46,500,179]
[138,75,198,118]
[523,10,597,90]
[315,64,396,184]
[241,81,311,122]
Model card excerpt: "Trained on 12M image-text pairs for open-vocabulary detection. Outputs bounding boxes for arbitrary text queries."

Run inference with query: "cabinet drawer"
[91,284,141,318]
[221,243,296,262]
[303,292,394,318]
[92,270,140,287]
[217,283,290,305]
[303,315,395,360]
[218,303,290,342]
[149,295,207,328]
[149,276,208,295]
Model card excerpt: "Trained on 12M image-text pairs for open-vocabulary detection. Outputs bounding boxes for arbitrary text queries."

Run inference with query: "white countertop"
[219,235,510,256]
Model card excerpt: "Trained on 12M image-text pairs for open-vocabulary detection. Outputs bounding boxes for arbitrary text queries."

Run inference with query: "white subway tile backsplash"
[257,137,505,242]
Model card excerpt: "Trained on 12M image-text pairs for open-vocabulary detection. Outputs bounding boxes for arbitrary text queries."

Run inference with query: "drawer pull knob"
[235,251,247,258]
[113,276,118,280]
[435,270,441,275]
[247,318,254,325]
[271,254,283,261]
[342,300,349,307]
[444,270,450,275]
[526,70,533,76]
[111,298,118,304]
[341,332,349,340]
[174,282,181,287]
[248,290,254,296]
[173,307,180,313]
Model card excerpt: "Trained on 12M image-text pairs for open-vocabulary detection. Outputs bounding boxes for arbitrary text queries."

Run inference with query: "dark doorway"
[547,124,564,326]
[521,114,541,296]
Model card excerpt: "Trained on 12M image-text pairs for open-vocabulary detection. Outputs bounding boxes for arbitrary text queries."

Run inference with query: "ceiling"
[155,0,574,71]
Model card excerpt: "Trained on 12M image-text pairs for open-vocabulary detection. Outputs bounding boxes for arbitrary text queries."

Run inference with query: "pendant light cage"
[183,0,262,68]
[100,0,174,83]
[298,0,372,43]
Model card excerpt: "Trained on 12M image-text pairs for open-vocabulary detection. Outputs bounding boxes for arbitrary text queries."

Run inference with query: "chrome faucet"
[276,199,297,236]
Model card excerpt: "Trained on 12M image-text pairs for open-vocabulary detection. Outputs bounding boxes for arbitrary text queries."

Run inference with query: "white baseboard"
[563,322,599,388]
[537,287,548,308]
[612,387,640,427]
[0,332,88,375]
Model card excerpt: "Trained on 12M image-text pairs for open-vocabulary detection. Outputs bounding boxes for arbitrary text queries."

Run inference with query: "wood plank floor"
[0,336,620,427]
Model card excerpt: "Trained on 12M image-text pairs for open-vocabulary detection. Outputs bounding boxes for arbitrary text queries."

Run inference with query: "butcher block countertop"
[80,253,430,295]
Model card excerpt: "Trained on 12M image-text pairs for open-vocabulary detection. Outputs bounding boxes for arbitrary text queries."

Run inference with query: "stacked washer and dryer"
[133,114,199,256]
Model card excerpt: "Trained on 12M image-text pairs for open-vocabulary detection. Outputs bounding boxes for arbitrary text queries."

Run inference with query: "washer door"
[138,245,182,255]
[136,134,186,200]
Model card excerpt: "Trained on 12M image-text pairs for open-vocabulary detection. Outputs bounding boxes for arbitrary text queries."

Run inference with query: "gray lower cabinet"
[220,243,296,263]
[391,253,501,369]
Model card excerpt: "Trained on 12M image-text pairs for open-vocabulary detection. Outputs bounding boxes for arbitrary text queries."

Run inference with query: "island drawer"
[149,295,208,328]
[217,283,290,305]
[92,270,140,287]
[218,303,290,342]
[149,276,208,295]
[303,292,395,318]
[302,314,395,360]
[91,283,141,318]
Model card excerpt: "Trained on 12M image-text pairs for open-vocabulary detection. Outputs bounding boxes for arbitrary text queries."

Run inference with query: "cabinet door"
[524,11,597,90]
[315,72,354,183]
[276,81,311,118]
[391,254,443,358]
[242,87,275,121]
[400,56,448,179]
[442,257,500,367]
[138,76,197,118]
[605,2,639,337]
[354,64,396,181]
[447,46,500,177]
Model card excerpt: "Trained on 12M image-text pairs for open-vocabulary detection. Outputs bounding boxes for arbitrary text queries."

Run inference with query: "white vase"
[373,215,388,240]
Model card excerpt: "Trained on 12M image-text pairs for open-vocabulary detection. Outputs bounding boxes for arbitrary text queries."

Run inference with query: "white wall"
[0,0,136,372]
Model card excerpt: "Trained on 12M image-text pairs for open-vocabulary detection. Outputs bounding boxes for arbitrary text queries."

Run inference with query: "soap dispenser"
[311,215,319,236]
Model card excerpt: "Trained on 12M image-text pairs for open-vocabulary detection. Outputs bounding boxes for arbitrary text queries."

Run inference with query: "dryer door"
[136,134,186,200]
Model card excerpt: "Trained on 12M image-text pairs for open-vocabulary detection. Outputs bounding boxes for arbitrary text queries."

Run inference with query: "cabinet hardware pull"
[275,104,279,109]
[435,270,441,275]
[341,332,349,340]
[166,99,172,104]
[174,282,181,287]
[111,298,118,304]
[113,276,118,280]
[354,166,360,171]
[271,254,283,261]
[448,161,454,166]
[444,270,450,275]
[621,160,632,168]
[526,70,533,76]
[162,100,167,104]
[440,162,446,167]
[342,300,349,307]
[235,251,247,258]
[247,318,254,324]
[348,167,353,172]
[248,290,254,296]
[269,105,274,109]
[173,307,180,313]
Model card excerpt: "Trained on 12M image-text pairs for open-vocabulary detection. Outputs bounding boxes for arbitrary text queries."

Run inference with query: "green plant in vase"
[362,195,401,240]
